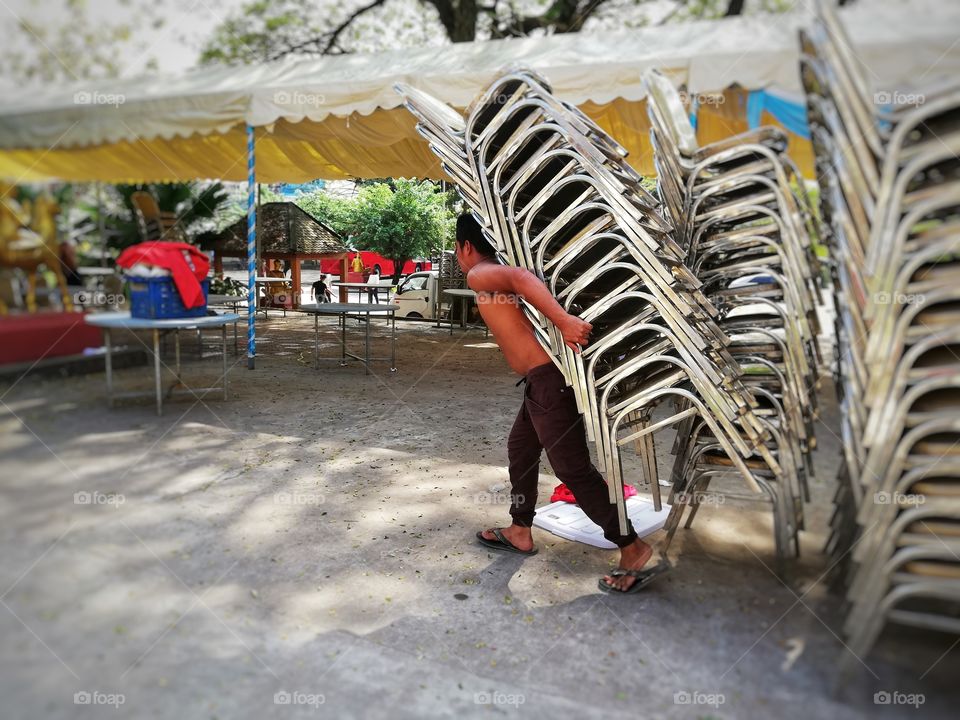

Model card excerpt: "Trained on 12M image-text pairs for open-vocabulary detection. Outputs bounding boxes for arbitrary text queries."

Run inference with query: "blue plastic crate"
[127,276,209,319]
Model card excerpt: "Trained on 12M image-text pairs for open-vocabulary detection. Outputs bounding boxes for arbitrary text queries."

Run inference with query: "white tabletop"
[77,266,116,276]
[442,288,477,298]
[332,281,395,288]
[207,294,247,305]
[85,312,242,329]
[255,276,291,283]
[300,303,395,314]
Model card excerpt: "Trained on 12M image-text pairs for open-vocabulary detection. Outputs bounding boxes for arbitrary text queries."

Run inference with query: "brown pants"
[508,362,638,548]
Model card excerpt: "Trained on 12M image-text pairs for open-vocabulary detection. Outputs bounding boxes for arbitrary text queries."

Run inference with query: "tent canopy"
[0,0,957,184]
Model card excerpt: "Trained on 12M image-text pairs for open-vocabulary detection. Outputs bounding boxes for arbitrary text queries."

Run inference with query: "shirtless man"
[455,214,667,594]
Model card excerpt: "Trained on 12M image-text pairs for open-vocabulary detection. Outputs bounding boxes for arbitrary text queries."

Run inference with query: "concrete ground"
[0,313,957,719]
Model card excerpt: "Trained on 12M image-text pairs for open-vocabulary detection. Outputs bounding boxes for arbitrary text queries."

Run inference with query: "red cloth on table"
[550,482,637,504]
[116,242,210,309]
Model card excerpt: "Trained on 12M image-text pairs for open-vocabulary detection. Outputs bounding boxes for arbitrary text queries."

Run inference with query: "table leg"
[314,313,319,370]
[462,297,468,329]
[153,329,163,416]
[175,330,181,378]
[340,312,347,366]
[233,311,238,354]
[364,311,370,375]
[197,327,202,357]
[391,312,396,372]
[222,324,228,400]
[104,328,114,408]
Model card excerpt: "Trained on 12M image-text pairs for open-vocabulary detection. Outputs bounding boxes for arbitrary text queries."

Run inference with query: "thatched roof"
[202,202,346,257]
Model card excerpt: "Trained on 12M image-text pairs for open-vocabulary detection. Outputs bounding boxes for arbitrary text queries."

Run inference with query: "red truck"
[320,251,431,278]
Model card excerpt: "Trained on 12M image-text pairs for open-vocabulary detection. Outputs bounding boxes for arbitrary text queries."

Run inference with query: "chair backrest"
[643,70,699,157]
[131,191,160,220]
[130,191,162,241]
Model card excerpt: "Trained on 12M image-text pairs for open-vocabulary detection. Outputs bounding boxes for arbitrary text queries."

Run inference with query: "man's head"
[454,213,496,272]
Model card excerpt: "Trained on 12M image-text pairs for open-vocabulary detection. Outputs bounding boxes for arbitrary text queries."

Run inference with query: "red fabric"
[0,312,101,365]
[116,242,210,309]
[550,482,637,504]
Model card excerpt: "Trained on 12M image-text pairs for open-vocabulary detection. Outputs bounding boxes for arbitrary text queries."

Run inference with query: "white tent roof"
[0,0,957,181]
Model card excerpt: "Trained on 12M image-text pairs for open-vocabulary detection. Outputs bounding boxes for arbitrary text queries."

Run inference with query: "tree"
[0,0,162,84]
[295,191,355,237]
[199,0,782,66]
[348,179,454,282]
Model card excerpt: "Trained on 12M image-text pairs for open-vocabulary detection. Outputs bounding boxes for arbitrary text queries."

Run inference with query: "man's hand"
[559,314,592,352]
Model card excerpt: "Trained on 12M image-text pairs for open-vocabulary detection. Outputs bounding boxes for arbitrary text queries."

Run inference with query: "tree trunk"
[429,0,479,43]
[724,0,746,16]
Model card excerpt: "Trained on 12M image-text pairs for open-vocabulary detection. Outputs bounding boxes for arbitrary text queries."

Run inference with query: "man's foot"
[601,539,656,593]
[477,524,536,555]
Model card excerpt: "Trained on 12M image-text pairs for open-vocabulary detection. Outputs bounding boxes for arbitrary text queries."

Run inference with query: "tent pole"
[97,182,106,268]
[246,124,257,370]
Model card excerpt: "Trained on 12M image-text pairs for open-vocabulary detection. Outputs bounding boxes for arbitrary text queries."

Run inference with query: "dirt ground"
[1,312,957,719]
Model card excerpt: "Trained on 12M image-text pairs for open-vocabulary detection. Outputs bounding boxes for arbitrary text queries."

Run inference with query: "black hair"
[455,213,497,258]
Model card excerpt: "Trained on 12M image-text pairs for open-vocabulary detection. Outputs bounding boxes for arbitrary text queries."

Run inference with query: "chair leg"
[684,475,711,529]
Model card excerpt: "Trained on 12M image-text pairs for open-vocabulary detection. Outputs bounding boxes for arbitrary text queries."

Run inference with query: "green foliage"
[209,275,248,296]
[96,182,230,251]
[198,0,328,65]
[295,192,354,237]
[349,179,455,280]
[675,0,796,21]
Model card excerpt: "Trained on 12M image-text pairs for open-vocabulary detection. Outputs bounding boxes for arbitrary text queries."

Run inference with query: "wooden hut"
[203,202,348,307]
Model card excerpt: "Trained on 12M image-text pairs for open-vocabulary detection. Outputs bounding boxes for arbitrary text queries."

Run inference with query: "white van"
[392,271,449,319]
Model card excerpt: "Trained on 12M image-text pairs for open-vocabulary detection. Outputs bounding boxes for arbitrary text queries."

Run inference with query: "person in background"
[351,254,365,274]
[311,274,332,304]
[366,267,381,303]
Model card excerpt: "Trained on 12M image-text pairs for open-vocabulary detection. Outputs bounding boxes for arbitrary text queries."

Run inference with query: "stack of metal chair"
[398,68,818,576]
[643,69,824,574]
[802,0,960,663]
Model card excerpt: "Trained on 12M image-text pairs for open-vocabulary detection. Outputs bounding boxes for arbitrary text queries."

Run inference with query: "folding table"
[300,302,396,375]
[84,311,240,416]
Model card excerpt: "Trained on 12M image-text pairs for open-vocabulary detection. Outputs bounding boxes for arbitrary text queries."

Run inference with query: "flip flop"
[598,562,670,594]
[476,529,538,556]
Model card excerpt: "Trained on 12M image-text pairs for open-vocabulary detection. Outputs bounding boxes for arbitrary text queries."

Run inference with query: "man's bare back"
[465,259,591,375]
[474,290,551,375]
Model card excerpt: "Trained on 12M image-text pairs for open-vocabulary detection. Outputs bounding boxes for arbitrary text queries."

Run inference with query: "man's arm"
[467,263,591,350]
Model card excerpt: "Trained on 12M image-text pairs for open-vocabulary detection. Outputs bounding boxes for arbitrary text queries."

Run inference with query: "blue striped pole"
[246,124,256,369]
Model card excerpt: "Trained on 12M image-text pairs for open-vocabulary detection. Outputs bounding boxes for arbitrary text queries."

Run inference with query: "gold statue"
[0,183,73,314]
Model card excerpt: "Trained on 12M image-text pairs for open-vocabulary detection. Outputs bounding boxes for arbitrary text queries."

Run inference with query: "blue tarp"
[746,89,810,139]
